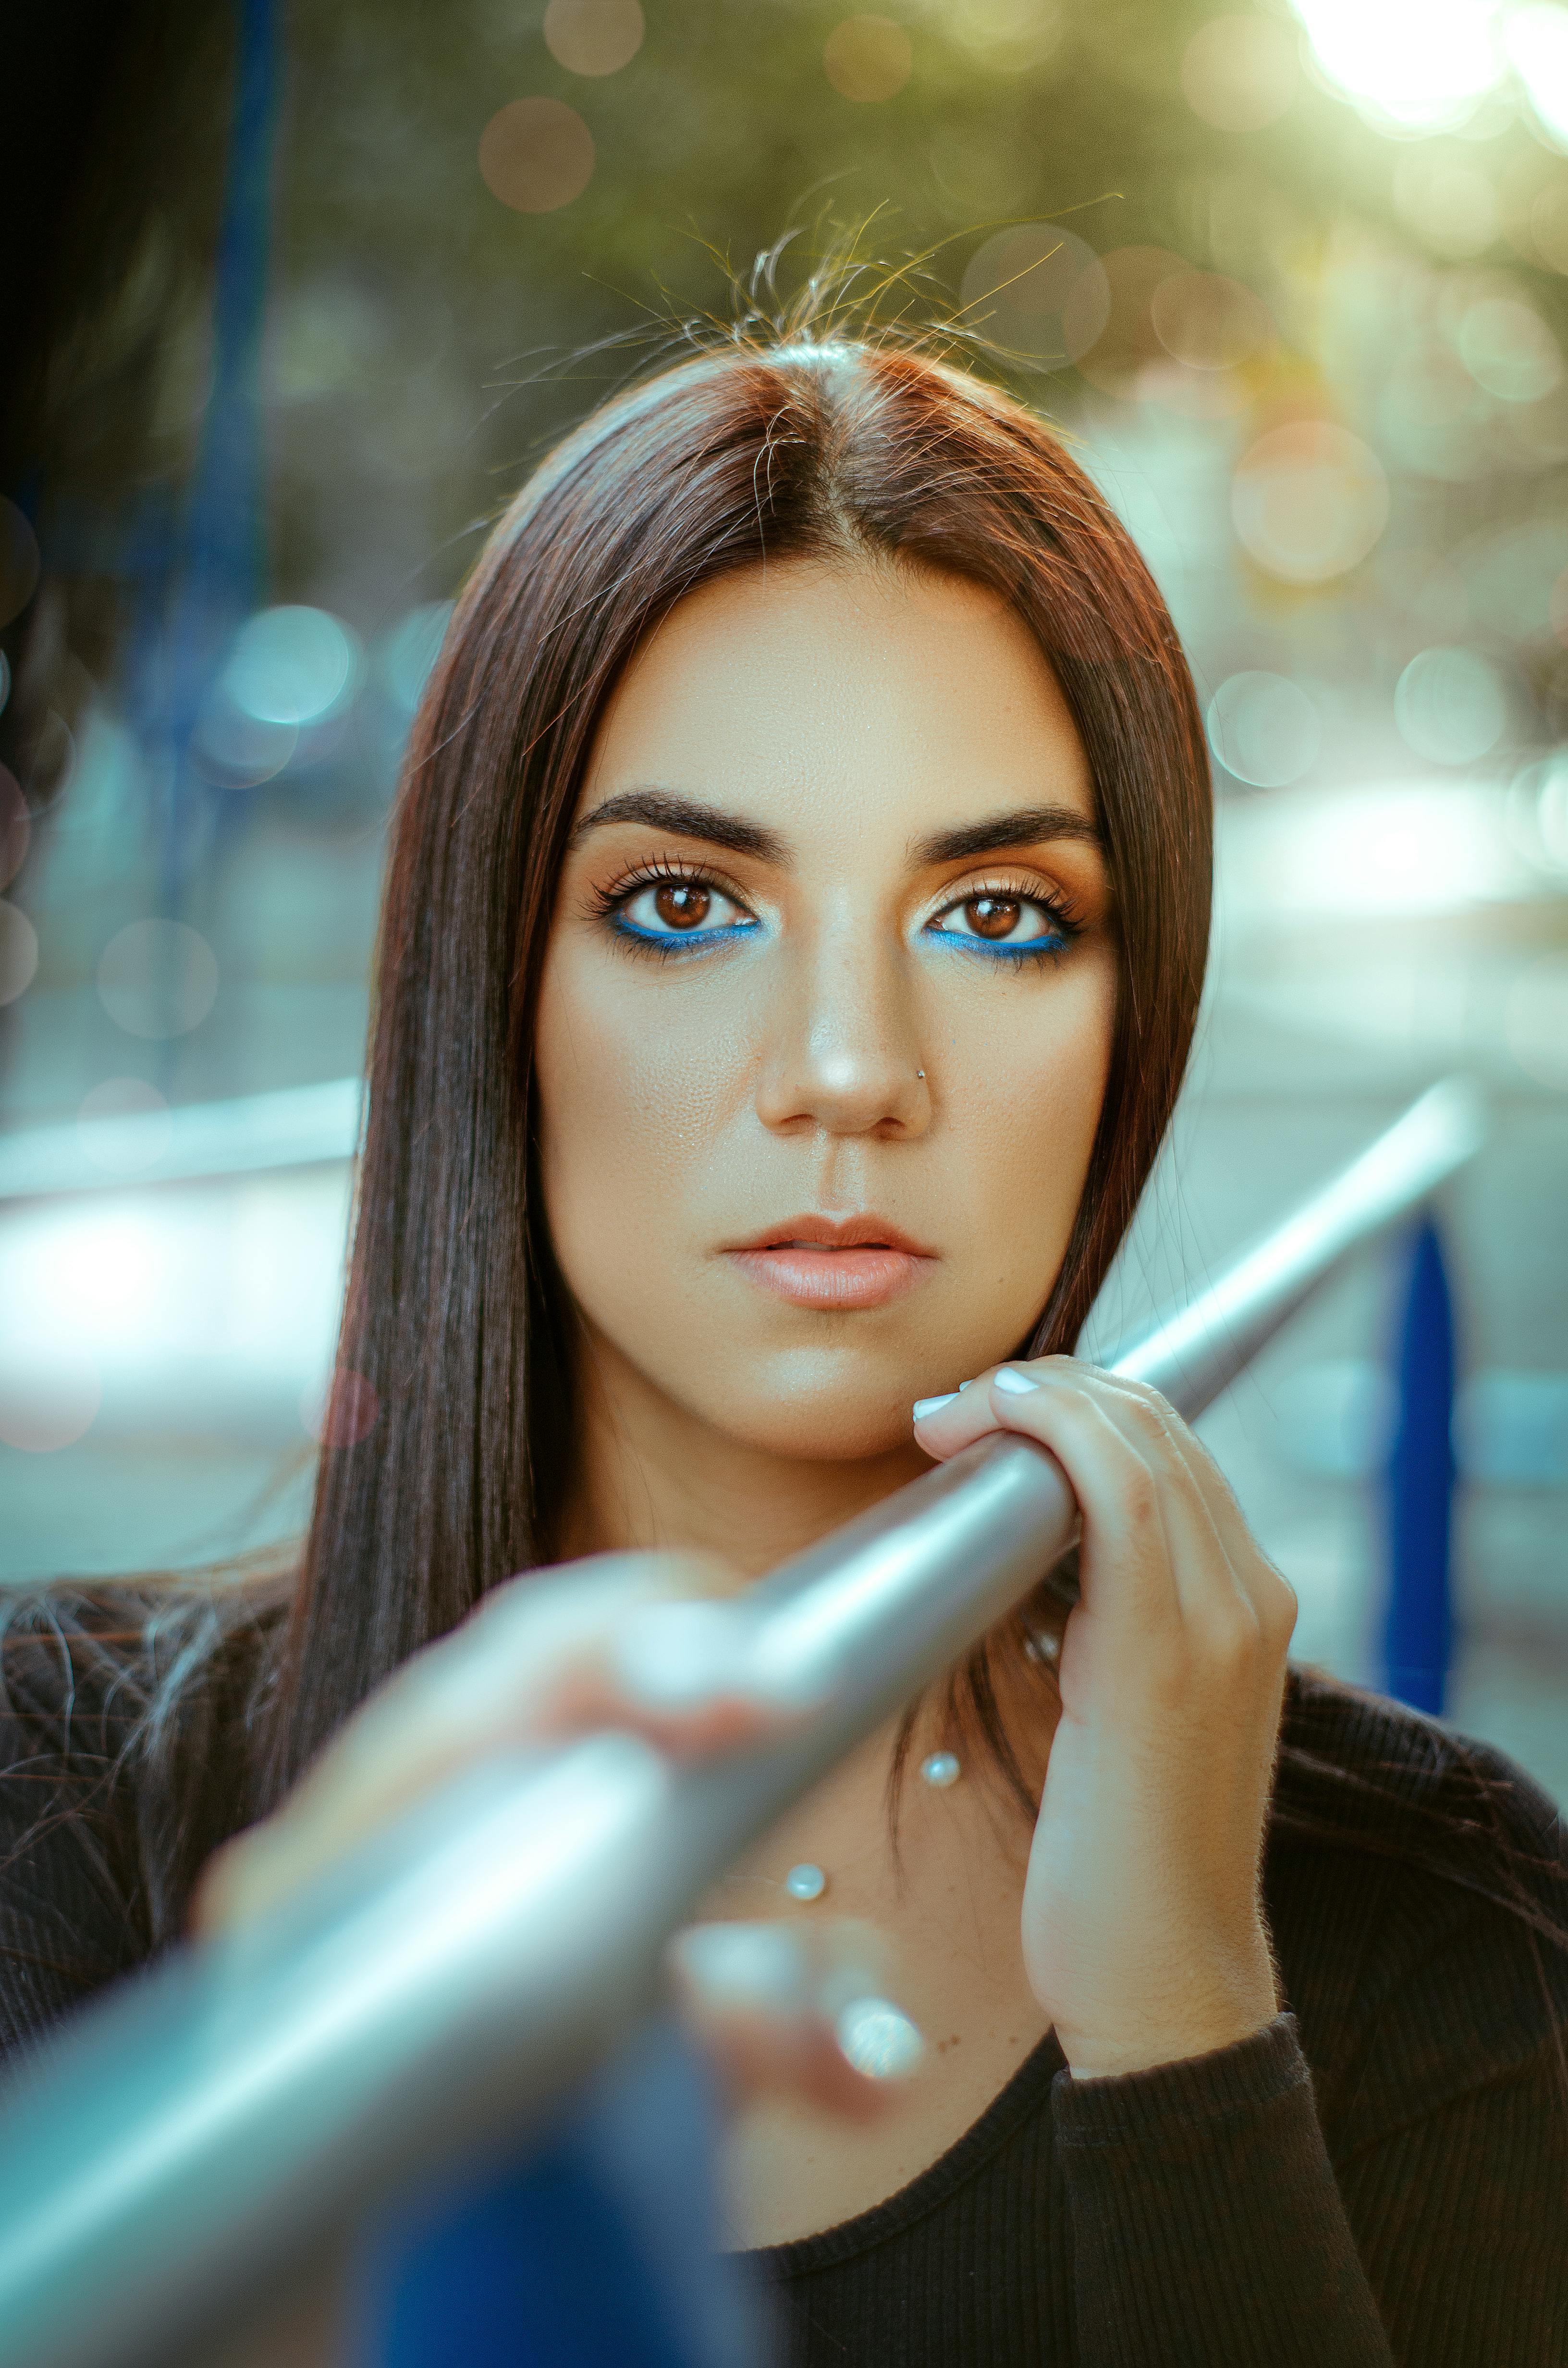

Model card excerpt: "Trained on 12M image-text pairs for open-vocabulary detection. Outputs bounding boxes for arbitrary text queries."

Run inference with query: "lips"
[724,1215,937,1311]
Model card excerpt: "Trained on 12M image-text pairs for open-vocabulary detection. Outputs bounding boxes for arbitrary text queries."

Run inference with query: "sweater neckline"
[739,2023,1066,2277]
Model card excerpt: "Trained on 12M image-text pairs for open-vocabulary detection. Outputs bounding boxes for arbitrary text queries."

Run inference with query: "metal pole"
[0,1080,1486,2368]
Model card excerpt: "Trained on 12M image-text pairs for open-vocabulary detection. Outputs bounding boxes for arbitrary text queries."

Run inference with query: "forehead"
[580,558,1095,844]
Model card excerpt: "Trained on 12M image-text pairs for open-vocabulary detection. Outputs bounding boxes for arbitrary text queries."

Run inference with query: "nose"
[754,918,931,1140]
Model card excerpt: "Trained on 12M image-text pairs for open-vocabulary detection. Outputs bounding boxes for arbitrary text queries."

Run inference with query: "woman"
[3,334,1565,2365]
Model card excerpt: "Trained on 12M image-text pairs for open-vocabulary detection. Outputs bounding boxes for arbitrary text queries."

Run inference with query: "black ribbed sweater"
[2,1615,1566,2366]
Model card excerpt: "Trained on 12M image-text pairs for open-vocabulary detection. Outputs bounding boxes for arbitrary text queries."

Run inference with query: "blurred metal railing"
[0,1076,365,1202]
[0,1079,1485,2368]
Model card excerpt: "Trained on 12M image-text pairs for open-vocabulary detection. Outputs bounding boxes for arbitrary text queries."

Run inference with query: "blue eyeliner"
[924,933,1066,964]
[609,914,761,955]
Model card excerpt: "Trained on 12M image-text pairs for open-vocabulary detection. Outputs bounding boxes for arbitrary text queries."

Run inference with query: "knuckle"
[1260,1570,1298,1647]
[1122,1470,1162,1534]
[1121,1377,1178,1425]
[1201,1598,1266,1672]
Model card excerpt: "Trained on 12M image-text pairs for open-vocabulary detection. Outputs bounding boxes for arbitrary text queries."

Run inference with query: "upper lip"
[727,1214,937,1257]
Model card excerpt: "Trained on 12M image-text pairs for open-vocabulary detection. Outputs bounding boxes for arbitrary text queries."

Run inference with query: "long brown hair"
[273,334,1211,1801]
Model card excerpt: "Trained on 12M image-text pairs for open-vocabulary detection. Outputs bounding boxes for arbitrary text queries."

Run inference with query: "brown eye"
[967,895,1021,940]
[653,882,711,930]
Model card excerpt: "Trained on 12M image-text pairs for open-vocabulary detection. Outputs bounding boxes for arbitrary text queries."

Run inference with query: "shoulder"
[1264,1663,1568,2144]
[0,1577,283,2066]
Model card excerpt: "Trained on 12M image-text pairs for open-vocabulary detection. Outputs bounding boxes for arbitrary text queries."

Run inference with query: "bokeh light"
[1180,14,1300,131]
[1506,5,1568,150]
[1074,246,1187,396]
[1456,296,1562,402]
[97,919,220,1040]
[542,0,645,77]
[1394,645,1508,763]
[960,223,1110,370]
[0,900,38,1006]
[188,693,297,788]
[942,0,1063,73]
[220,605,359,727]
[77,1080,176,1175]
[1223,783,1526,917]
[8,1206,177,1347]
[378,601,454,717]
[1508,753,1568,871]
[0,497,40,630]
[1290,0,1503,135]
[0,764,29,889]
[302,1364,380,1448]
[1392,154,1500,260]
[1207,671,1323,788]
[1231,421,1389,584]
[1150,271,1274,371]
[823,15,913,102]
[479,96,595,212]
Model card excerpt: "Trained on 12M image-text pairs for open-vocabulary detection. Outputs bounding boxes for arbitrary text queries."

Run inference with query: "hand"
[914,1358,1296,2081]
[195,1552,920,2121]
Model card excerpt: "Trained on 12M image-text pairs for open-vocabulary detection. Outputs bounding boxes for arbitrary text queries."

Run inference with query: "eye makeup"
[588,855,1090,969]
[922,873,1086,966]
[590,855,762,958]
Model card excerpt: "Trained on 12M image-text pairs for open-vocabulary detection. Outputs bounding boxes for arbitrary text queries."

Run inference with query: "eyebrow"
[567,789,787,863]
[912,805,1103,866]
[566,789,1102,871]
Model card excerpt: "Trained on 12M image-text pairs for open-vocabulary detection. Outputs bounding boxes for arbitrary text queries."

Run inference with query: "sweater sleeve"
[1052,2012,1396,2367]
[1053,1982,1568,2368]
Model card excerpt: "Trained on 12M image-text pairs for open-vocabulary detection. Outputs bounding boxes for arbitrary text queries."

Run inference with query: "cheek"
[938,954,1115,1301]
[533,943,752,1304]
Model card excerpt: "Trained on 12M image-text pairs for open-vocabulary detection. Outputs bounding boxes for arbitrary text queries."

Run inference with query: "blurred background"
[1,0,1565,1794]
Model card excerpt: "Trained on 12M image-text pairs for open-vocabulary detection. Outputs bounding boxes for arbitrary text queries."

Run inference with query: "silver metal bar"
[0,1079,1485,2368]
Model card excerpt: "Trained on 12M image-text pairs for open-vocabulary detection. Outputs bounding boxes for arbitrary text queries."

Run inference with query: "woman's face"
[535,558,1115,1467]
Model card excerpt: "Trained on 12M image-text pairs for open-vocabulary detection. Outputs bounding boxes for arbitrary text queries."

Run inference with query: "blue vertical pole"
[1381,1217,1457,1715]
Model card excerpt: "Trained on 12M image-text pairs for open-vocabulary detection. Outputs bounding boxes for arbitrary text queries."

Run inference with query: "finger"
[1048,1373,1297,1650]
[197,1555,783,1937]
[911,1365,1024,1458]
[669,1920,924,2122]
[948,1363,1276,1674]
[940,1365,1187,1641]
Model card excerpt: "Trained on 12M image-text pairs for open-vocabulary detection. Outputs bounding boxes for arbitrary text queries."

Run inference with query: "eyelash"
[927,876,1084,966]
[591,860,1085,966]
[592,859,759,959]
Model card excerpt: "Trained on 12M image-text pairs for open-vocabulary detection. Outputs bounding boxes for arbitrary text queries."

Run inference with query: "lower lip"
[726,1245,933,1310]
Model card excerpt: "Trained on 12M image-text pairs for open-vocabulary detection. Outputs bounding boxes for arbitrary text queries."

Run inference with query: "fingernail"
[835,1996,925,2081]
[673,1922,809,2012]
[992,1366,1041,1396]
[912,1392,958,1421]
[957,1378,977,1391]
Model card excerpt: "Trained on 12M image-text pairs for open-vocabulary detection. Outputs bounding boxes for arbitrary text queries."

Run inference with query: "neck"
[554,1330,931,1580]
